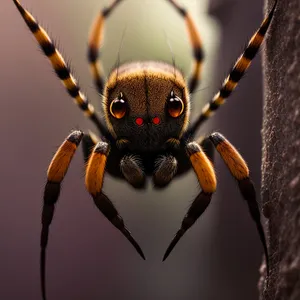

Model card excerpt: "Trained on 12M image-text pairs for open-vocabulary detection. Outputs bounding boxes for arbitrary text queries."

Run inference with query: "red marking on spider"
[135,117,144,126]
[152,117,161,125]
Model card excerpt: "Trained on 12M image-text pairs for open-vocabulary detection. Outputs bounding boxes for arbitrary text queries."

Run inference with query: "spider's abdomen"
[102,61,190,152]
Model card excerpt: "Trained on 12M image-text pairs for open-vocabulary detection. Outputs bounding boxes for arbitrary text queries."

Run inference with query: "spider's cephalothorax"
[12,0,277,299]
[104,62,190,153]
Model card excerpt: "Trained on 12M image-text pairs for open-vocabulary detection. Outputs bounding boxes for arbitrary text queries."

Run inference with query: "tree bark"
[260,0,300,299]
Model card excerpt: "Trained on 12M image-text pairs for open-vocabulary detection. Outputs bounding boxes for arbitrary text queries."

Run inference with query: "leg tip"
[209,132,225,147]
[67,130,84,146]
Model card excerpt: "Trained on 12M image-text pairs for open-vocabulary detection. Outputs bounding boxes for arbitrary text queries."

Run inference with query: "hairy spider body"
[104,62,190,152]
[94,61,194,184]
[12,0,277,299]
[103,140,192,182]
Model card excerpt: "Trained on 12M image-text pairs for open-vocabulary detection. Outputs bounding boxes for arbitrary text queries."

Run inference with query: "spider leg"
[83,135,146,188]
[41,130,84,300]
[12,0,110,138]
[120,155,146,188]
[163,141,216,261]
[209,132,269,274]
[82,131,100,163]
[83,134,146,188]
[153,155,178,188]
[198,136,215,163]
[85,142,145,260]
[186,0,277,138]
[166,0,203,93]
[88,0,124,95]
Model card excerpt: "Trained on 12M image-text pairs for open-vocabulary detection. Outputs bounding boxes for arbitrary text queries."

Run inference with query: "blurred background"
[0,0,266,299]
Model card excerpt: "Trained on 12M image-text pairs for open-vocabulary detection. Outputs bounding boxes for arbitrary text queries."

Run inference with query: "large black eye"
[110,93,127,119]
[167,91,184,118]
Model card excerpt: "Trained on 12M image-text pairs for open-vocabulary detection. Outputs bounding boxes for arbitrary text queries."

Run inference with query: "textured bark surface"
[260,0,300,299]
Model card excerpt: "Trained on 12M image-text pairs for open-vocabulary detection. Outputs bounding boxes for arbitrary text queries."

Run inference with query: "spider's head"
[103,61,190,152]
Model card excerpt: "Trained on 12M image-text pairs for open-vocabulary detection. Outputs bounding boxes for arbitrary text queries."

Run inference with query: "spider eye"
[167,91,184,118]
[110,94,127,119]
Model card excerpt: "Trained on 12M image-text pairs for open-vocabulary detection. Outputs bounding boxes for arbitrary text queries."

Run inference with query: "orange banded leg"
[88,0,124,94]
[82,130,100,163]
[209,132,269,274]
[187,0,277,137]
[41,130,83,300]
[166,0,203,93]
[85,142,145,260]
[12,0,109,137]
[163,142,216,261]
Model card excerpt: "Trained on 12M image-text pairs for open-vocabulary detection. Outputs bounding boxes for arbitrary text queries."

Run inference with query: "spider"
[13,0,277,299]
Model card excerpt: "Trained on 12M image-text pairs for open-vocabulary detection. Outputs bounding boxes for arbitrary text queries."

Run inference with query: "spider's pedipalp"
[209,132,269,275]
[12,0,109,138]
[41,130,84,300]
[187,0,278,137]
[153,155,178,188]
[163,142,216,260]
[85,141,145,260]
[120,155,146,188]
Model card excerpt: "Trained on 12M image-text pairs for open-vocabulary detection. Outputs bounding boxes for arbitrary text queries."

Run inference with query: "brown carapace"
[12,0,277,299]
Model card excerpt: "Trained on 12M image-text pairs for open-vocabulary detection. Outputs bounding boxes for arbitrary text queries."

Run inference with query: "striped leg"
[41,130,83,300]
[163,141,216,261]
[88,0,124,95]
[209,132,269,275]
[198,135,215,163]
[187,0,277,137]
[166,0,204,93]
[12,0,109,138]
[82,130,100,163]
[85,142,145,260]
